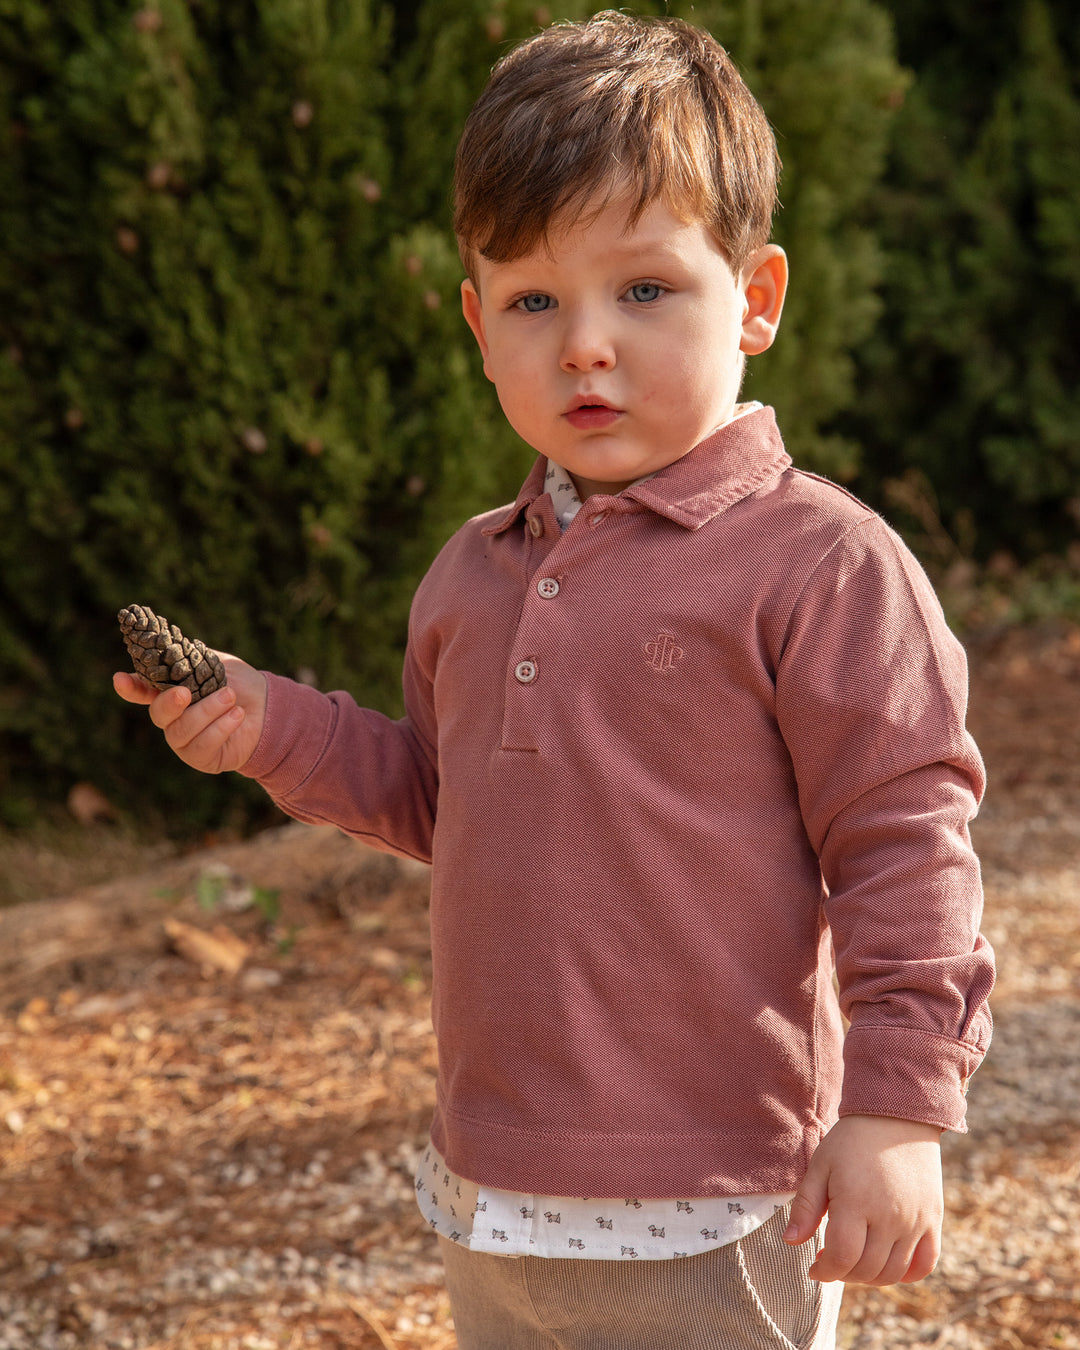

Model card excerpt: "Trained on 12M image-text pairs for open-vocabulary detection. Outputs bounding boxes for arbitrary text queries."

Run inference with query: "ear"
[460,279,493,377]
[738,245,788,356]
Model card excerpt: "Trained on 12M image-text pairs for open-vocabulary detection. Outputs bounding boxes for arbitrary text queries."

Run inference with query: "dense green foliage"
[9,0,1044,831]
[0,0,545,826]
[699,0,906,478]
[843,0,1080,560]
[618,0,906,478]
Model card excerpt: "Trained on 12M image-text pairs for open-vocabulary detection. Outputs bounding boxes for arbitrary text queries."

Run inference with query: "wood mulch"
[0,621,1078,1349]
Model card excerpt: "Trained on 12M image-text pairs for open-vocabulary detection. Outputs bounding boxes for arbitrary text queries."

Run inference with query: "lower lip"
[565,406,621,430]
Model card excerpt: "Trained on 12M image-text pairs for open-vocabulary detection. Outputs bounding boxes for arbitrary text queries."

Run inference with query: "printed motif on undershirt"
[544,460,585,529]
[416,1142,794,1261]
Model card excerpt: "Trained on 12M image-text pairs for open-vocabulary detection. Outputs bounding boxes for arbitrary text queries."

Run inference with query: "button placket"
[501,513,574,749]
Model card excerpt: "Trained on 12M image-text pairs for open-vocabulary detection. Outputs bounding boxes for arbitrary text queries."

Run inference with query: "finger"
[784,1174,829,1246]
[899,1230,940,1284]
[147,683,194,731]
[164,691,244,771]
[841,1232,912,1286]
[113,671,160,705]
[161,686,235,750]
[808,1216,868,1283]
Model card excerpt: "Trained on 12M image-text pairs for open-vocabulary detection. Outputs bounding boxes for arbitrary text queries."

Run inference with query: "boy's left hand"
[783,1114,944,1286]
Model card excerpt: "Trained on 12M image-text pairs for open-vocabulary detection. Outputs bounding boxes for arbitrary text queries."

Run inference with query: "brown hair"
[453,11,780,279]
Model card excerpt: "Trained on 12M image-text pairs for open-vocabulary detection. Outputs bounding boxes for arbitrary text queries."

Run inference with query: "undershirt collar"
[544,402,764,533]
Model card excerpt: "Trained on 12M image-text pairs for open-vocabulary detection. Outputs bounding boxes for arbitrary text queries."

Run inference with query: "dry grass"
[0,816,177,909]
[1,622,1078,1349]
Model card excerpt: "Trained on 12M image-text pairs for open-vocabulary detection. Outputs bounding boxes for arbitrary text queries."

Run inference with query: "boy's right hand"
[113,654,267,775]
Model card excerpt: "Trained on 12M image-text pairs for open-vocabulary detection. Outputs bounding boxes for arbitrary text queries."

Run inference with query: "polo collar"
[482,405,791,537]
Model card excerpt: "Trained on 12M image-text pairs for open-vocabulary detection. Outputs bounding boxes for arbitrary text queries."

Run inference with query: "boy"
[116,13,993,1348]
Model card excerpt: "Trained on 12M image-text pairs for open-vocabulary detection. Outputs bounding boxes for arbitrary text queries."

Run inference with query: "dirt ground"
[1,621,1078,1350]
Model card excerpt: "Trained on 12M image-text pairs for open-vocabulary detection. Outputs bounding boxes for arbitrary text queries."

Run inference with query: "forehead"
[482,192,729,277]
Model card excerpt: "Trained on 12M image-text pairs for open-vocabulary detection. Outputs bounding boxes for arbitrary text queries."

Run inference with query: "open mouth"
[564,397,621,430]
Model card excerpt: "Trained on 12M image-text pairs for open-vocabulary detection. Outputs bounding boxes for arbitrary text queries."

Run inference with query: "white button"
[528,517,544,538]
[590,511,608,526]
[514,660,538,684]
[537,577,560,599]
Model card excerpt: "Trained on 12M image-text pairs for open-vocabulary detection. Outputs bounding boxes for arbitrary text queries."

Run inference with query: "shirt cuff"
[238,672,337,797]
[839,1023,986,1133]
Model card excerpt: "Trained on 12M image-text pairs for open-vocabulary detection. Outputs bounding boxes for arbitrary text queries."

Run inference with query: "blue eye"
[628,282,664,303]
[516,293,552,313]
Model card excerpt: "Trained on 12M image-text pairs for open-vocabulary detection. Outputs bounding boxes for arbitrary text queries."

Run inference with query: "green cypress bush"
[843,0,1080,560]
[0,0,903,831]
[681,0,906,480]
[0,0,534,827]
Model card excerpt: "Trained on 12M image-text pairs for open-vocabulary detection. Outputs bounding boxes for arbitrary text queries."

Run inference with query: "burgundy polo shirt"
[243,407,993,1199]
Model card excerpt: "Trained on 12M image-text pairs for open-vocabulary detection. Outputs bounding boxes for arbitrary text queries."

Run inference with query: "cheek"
[491,345,545,401]
[487,341,534,390]
[492,377,543,440]
[648,350,704,406]
[633,346,684,406]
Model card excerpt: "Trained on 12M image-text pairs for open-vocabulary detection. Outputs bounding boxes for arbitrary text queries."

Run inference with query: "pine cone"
[118,604,227,703]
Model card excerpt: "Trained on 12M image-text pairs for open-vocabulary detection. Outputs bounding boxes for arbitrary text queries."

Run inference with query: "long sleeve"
[239,664,439,864]
[776,513,993,1131]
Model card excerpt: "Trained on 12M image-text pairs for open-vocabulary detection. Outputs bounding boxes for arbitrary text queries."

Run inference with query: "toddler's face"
[461,193,786,500]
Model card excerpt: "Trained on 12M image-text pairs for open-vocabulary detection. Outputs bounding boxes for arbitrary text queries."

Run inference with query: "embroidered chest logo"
[644,631,684,672]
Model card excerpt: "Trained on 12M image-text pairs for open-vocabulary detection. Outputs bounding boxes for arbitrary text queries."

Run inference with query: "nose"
[558,307,616,372]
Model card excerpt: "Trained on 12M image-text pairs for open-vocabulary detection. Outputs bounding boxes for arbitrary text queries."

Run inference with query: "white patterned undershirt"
[416,1141,792,1260]
[415,403,794,1259]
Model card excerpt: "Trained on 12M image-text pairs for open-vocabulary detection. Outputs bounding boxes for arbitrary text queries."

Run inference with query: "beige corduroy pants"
[439,1206,844,1350]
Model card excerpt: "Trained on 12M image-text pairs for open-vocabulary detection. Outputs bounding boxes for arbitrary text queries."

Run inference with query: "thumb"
[113,670,159,706]
[784,1158,830,1245]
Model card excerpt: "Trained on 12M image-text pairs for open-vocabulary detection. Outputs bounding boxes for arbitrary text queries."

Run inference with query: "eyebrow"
[489,235,691,278]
